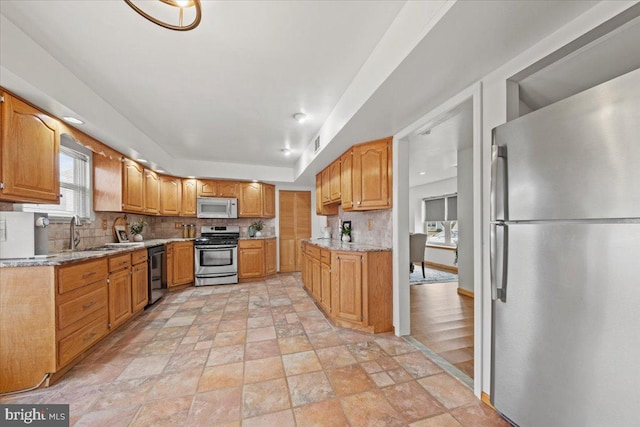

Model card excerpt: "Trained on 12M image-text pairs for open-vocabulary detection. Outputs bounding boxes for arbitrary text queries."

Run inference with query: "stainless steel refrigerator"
[490,68,640,426]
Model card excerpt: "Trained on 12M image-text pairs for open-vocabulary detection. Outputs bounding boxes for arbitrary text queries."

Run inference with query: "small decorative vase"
[248,225,256,237]
[255,231,263,237]
[133,234,143,242]
[342,234,351,242]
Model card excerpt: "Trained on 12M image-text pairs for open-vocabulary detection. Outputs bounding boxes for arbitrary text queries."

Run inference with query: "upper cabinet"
[181,178,197,217]
[143,169,159,215]
[238,182,275,218]
[198,179,238,198]
[93,154,123,212]
[315,173,338,216]
[122,159,144,212]
[328,159,341,203]
[351,137,392,210]
[0,91,60,203]
[340,149,353,210]
[159,175,181,216]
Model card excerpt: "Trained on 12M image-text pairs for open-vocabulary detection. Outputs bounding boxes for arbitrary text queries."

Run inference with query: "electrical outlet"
[101,219,108,230]
[175,222,183,229]
[367,219,374,230]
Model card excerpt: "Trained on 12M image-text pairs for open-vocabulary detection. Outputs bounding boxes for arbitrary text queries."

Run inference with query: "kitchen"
[1,1,640,426]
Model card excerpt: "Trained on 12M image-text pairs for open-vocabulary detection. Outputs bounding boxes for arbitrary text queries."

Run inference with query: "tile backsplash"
[327,206,392,247]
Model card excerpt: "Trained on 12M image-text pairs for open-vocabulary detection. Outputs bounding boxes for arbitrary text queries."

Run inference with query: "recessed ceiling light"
[156,169,165,173]
[137,158,148,163]
[252,179,259,183]
[187,176,196,179]
[281,148,291,156]
[419,172,426,175]
[293,112,307,123]
[63,116,83,125]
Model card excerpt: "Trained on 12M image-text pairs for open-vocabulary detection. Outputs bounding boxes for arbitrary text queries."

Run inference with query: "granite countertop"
[305,238,391,252]
[239,235,276,240]
[0,238,194,268]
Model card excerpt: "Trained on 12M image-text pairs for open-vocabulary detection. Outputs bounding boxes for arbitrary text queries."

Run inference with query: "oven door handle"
[196,245,237,250]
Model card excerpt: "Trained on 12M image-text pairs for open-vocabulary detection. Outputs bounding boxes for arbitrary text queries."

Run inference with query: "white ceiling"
[0,0,612,185]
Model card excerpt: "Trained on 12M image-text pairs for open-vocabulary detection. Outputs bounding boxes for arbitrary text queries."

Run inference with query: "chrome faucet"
[69,215,81,250]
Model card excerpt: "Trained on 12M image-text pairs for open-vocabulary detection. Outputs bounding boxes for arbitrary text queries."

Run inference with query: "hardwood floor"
[410,280,474,379]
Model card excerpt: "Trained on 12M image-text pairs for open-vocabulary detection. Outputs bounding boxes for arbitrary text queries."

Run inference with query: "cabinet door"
[166,244,175,288]
[311,257,322,301]
[320,263,331,313]
[0,92,60,203]
[197,179,216,197]
[216,181,238,198]
[315,174,323,215]
[173,241,194,286]
[160,175,181,215]
[144,169,160,214]
[131,261,148,313]
[262,184,275,218]
[321,168,331,205]
[108,268,132,329]
[181,178,197,217]
[302,253,313,292]
[239,247,265,279]
[352,138,391,210]
[265,239,277,275]
[122,159,144,212]
[93,154,123,211]
[331,252,363,323]
[340,150,353,210]
[329,159,341,202]
[239,182,263,217]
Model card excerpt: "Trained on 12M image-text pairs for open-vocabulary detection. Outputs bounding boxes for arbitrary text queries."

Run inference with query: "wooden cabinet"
[239,182,263,217]
[279,191,311,272]
[144,169,160,214]
[0,91,60,203]
[166,241,194,288]
[93,154,123,212]
[265,238,277,275]
[321,168,331,205]
[328,159,341,202]
[131,249,148,313]
[159,175,181,216]
[340,149,353,210]
[108,253,132,330]
[198,179,238,198]
[181,178,198,217]
[301,243,392,333]
[122,159,144,212]
[315,173,338,216]
[352,137,392,210]
[262,184,275,218]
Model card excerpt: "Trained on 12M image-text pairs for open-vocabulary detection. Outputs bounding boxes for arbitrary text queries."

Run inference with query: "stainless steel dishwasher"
[147,244,166,307]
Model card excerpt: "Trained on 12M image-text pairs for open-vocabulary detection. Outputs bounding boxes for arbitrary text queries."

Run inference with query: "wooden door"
[173,241,194,286]
[93,154,123,211]
[181,178,197,217]
[329,159,341,202]
[262,184,275,218]
[352,137,391,210]
[295,192,312,270]
[340,149,353,210]
[303,253,314,292]
[0,92,60,203]
[320,262,331,313]
[160,175,181,215]
[144,169,160,214]
[166,243,175,288]
[331,252,363,323]
[216,181,238,198]
[321,168,331,205]
[108,268,132,329]
[239,182,263,217]
[311,257,321,301]
[279,191,311,272]
[197,179,216,197]
[122,159,144,212]
[265,239,277,275]
[239,247,264,279]
[131,261,148,313]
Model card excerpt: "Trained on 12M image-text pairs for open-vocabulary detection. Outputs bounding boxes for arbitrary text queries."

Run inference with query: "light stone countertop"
[305,238,391,252]
[0,238,194,268]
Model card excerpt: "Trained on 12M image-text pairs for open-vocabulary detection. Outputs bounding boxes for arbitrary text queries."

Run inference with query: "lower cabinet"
[301,243,392,333]
[167,241,194,289]
[108,254,132,330]
[238,238,277,281]
[131,249,148,313]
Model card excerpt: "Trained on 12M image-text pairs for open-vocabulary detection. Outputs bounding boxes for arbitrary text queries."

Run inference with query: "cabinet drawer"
[57,284,108,332]
[239,240,263,249]
[320,249,331,265]
[131,249,147,265]
[58,314,108,367]
[109,253,131,272]
[305,244,320,259]
[58,259,108,295]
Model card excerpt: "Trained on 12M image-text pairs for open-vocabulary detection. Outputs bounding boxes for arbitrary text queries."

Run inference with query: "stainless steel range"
[194,225,239,286]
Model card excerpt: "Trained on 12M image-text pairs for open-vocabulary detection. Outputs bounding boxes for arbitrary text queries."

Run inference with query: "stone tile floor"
[1,273,510,426]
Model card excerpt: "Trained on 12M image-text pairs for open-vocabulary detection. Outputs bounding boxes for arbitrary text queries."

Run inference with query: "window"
[22,139,92,221]
[422,193,457,247]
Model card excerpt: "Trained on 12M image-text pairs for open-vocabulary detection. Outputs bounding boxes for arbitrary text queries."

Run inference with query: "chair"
[410,233,428,278]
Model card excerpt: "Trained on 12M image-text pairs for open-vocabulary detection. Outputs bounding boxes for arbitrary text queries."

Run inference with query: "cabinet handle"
[82,300,97,310]
[83,332,97,343]
[82,272,96,279]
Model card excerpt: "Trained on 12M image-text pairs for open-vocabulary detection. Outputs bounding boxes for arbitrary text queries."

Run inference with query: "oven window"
[200,248,234,267]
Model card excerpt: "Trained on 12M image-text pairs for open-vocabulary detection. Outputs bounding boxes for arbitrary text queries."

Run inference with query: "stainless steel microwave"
[197,197,238,219]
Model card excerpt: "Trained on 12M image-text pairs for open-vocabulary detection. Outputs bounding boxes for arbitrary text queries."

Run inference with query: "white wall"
[408,178,457,233]
[456,146,473,292]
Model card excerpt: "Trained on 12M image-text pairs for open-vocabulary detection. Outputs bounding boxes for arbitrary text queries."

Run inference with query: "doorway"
[278,190,311,272]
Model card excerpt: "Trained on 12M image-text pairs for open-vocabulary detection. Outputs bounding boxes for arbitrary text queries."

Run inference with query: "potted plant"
[129,219,147,242]
[251,220,264,237]
[341,222,352,242]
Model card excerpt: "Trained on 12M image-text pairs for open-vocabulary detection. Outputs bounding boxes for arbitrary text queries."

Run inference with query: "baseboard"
[423,261,458,273]
[457,287,474,298]
[481,392,493,408]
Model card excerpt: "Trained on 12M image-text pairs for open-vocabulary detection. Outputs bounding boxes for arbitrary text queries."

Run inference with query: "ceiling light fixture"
[156,169,166,173]
[187,176,196,179]
[281,148,291,156]
[419,172,426,175]
[293,112,308,123]
[63,116,83,125]
[137,158,148,163]
[124,0,202,31]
